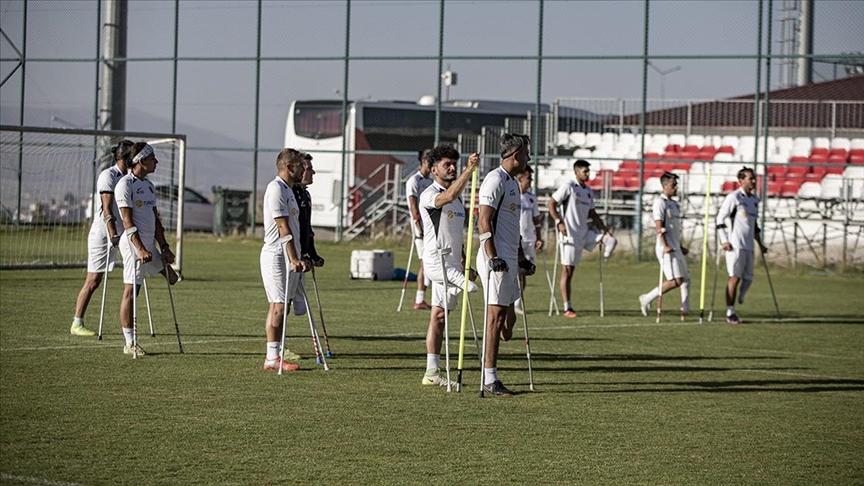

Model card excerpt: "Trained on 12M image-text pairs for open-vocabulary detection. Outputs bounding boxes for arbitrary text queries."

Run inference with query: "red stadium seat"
[664,144,681,153]
[717,145,735,154]
[810,166,827,178]
[828,154,847,164]
[826,166,845,175]
[695,151,714,161]
[805,171,822,182]
[721,180,738,194]
[682,145,700,154]
[587,177,603,190]
[658,162,676,173]
[767,165,786,178]
[788,156,809,164]
[674,162,692,172]
[780,179,803,197]
[644,152,661,159]
[768,181,782,196]
[850,155,864,165]
[786,165,809,177]
[828,148,848,159]
[661,152,680,160]
[849,149,864,158]
[620,160,639,171]
[810,147,829,157]
[808,154,828,164]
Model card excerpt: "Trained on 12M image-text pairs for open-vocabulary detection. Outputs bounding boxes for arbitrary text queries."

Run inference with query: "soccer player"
[406,149,434,310]
[260,148,311,371]
[639,172,691,319]
[418,146,480,387]
[716,166,767,324]
[289,153,324,323]
[476,133,536,396]
[115,142,179,356]
[514,165,544,315]
[70,140,134,336]
[547,159,617,318]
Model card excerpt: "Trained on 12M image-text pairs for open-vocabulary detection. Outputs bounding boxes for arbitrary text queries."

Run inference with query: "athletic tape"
[279,234,293,245]
[103,214,115,223]
[126,226,138,236]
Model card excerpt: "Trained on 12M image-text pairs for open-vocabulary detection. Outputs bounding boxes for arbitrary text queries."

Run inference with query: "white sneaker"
[639,294,650,317]
[421,368,452,387]
[123,343,147,356]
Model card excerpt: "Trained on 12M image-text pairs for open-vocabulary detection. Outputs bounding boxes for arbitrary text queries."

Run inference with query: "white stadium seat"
[739,135,756,147]
[775,136,794,154]
[651,134,669,147]
[831,137,851,151]
[820,174,843,199]
[686,174,706,194]
[709,135,724,147]
[689,162,706,175]
[797,181,822,199]
[713,152,735,162]
[596,142,615,153]
[598,158,622,172]
[600,132,617,145]
[573,148,592,159]
[618,133,636,147]
[793,136,812,153]
[644,177,663,194]
[569,132,586,147]
[790,146,810,158]
[548,157,571,171]
[813,137,831,149]
[845,167,864,200]
[850,138,864,150]
[537,168,564,190]
[668,134,686,147]
[584,132,602,147]
[556,131,571,147]
[721,135,740,148]
[686,134,705,147]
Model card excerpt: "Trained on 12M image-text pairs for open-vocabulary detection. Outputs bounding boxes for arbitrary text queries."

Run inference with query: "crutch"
[278,249,299,376]
[132,260,140,359]
[396,236,416,312]
[142,279,156,337]
[548,239,560,316]
[541,246,559,316]
[759,245,781,320]
[310,265,332,357]
[656,252,666,324]
[598,242,605,318]
[162,259,184,354]
[97,240,112,341]
[479,266,493,398]
[437,248,453,392]
[708,235,722,322]
[301,279,329,371]
[517,279,535,392]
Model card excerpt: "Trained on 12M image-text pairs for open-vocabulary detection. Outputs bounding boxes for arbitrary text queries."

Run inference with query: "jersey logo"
[509,203,517,212]
[135,200,143,208]
[447,210,454,219]
[290,208,298,217]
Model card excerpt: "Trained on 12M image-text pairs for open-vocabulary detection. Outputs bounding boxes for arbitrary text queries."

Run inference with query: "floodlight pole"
[647,61,681,101]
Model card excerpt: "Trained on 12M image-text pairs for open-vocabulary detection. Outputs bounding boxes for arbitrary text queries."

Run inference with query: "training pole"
[162,260,184,354]
[598,242,605,318]
[301,280,329,370]
[698,169,712,323]
[760,245,781,320]
[656,252,665,324]
[456,167,478,392]
[97,241,112,341]
[517,279,535,391]
[396,235,415,312]
[310,266,332,357]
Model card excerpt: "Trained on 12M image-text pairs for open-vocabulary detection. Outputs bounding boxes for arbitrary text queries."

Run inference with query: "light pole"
[647,61,681,100]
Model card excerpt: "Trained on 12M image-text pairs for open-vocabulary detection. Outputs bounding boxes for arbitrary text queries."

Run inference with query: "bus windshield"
[294,102,343,139]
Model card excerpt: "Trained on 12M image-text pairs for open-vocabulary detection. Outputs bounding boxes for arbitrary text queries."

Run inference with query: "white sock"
[122,328,133,345]
[73,317,84,325]
[426,353,440,372]
[727,306,735,317]
[563,300,572,310]
[415,290,425,304]
[646,287,661,303]
[514,298,523,309]
[266,341,279,360]
[680,281,690,312]
[484,367,499,384]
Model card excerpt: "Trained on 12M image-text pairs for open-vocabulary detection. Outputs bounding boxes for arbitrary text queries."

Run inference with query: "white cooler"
[350,249,394,280]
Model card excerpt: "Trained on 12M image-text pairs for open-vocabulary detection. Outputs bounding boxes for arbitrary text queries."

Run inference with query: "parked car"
[155,185,215,232]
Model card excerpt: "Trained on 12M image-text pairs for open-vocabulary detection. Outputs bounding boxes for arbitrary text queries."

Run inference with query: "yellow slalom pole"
[698,169,712,323]
[456,167,478,392]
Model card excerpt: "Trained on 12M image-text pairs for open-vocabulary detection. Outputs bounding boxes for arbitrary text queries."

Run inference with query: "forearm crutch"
[517,279,535,391]
[397,237,416,312]
[98,240,112,341]
[162,259,183,354]
[301,279,329,371]
[310,265,332,357]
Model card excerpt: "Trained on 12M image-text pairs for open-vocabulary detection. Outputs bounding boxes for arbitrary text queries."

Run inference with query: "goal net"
[0,125,188,271]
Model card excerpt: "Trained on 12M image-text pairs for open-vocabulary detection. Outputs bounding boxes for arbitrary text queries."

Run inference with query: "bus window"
[294,103,343,139]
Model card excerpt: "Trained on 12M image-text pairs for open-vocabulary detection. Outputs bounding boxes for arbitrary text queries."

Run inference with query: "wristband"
[279,234,293,245]
[412,215,421,221]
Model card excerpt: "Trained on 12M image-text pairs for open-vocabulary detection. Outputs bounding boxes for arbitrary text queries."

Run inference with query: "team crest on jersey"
[447,210,454,219]
[290,208,298,217]
[509,203,517,212]
[668,211,674,220]
[135,200,143,208]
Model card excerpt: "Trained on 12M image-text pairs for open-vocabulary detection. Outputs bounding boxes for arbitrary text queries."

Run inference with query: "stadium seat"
[829,148,848,160]
[850,155,864,165]
[820,174,843,199]
[686,134,705,147]
[775,136,794,154]
[831,137,851,151]
[624,150,641,160]
[573,148,592,159]
[674,162,692,172]
[809,154,828,164]
[651,134,669,147]
[644,152,661,159]
[786,165,809,177]
[828,154,847,164]
[686,174,706,194]
[813,137,831,149]
[720,135,739,149]
[768,181,782,196]
[810,147,829,158]
[689,162,705,174]
[620,160,640,172]
[556,131,571,148]
[780,179,803,197]
[569,132,586,147]
[850,149,864,158]
[662,152,680,161]
[806,170,824,182]
[739,135,756,147]
[792,136,812,153]
[538,168,564,190]
[587,175,604,190]
[826,165,845,175]
[549,158,571,171]
[717,145,735,155]
[850,138,864,150]
[664,144,682,154]
[668,134,686,147]
[619,133,636,147]
[585,132,602,147]
[767,165,786,179]
[721,180,739,194]
[788,156,809,164]
[601,132,617,145]
[598,159,622,172]
[797,181,822,199]
[789,146,810,158]
[713,152,735,162]
[644,177,663,194]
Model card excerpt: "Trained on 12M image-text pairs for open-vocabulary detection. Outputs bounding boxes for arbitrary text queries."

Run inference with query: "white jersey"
[262,176,302,256]
[406,170,433,202]
[115,173,157,251]
[653,194,682,251]
[420,182,466,274]
[89,165,125,237]
[477,166,522,261]
[717,188,759,251]
[519,191,540,245]
[551,179,596,241]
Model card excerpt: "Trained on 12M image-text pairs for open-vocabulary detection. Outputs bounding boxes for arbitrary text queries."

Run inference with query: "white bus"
[284,98,604,228]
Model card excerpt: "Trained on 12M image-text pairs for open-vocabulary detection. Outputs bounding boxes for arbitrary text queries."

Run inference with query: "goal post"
[0,125,188,273]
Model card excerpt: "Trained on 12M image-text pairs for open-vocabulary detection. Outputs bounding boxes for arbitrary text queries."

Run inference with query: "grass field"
[2,234,863,485]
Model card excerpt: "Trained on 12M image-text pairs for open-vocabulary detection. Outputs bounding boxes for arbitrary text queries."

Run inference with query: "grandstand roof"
[618,75,864,129]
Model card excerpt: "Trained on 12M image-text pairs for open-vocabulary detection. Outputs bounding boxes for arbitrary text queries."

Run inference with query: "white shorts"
[477,255,520,306]
[260,248,301,304]
[86,232,118,273]
[655,246,690,281]
[520,241,537,263]
[119,236,164,285]
[428,265,478,310]
[414,237,425,260]
[558,230,602,267]
[726,248,754,281]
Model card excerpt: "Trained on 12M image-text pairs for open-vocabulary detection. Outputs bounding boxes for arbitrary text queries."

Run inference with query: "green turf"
[2,235,863,485]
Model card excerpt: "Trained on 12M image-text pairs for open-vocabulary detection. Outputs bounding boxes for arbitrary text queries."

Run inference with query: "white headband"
[132,144,154,164]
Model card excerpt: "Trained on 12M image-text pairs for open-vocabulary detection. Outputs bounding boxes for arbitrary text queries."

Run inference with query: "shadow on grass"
[537,377,864,394]
[528,353,789,362]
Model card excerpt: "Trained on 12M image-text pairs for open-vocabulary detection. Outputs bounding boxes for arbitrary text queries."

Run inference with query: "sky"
[1,0,862,192]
